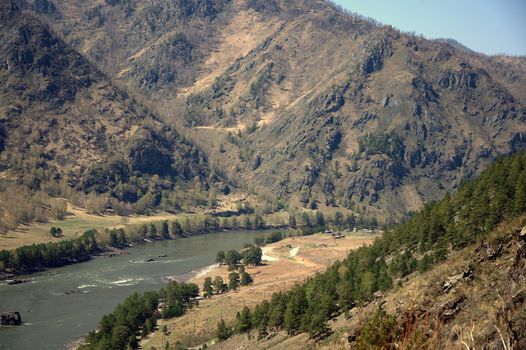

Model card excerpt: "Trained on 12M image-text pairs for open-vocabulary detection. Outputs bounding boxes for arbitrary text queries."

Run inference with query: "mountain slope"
[212,217,526,350]
[209,152,526,349]
[0,0,216,222]
[30,0,526,221]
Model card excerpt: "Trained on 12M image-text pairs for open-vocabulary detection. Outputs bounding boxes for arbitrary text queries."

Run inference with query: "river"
[0,230,269,349]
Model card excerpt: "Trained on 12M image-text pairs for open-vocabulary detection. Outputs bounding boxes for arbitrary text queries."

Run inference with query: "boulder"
[1,312,22,326]
[373,291,384,299]
[437,295,466,322]
[442,268,474,293]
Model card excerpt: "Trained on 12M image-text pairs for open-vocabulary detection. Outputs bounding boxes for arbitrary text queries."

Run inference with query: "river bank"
[0,229,272,350]
[141,232,379,350]
[0,226,291,281]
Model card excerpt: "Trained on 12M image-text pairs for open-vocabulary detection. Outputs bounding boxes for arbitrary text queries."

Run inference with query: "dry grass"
[141,233,377,349]
[195,218,526,350]
[0,204,188,251]
[179,6,281,97]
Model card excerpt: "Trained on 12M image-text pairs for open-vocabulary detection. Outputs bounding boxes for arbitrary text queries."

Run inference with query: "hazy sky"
[332,0,526,56]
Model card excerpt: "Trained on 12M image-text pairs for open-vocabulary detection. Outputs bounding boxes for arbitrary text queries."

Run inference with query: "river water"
[0,230,268,349]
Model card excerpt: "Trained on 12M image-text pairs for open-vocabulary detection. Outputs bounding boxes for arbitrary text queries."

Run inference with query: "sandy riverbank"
[142,232,379,350]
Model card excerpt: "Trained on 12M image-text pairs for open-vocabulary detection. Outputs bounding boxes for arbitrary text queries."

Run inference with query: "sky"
[332,0,526,56]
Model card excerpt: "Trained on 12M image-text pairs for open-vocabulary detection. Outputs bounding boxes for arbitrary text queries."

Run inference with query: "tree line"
[0,204,376,274]
[0,230,98,272]
[203,264,254,298]
[215,245,263,268]
[83,280,199,350]
[214,152,526,342]
[0,212,266,274]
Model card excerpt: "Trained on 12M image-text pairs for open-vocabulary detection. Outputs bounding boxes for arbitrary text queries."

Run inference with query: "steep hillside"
[0,0,218,228]
[207,152,526,349]
[176,2,526,220]
[212,217,526,350]
[31,0,526,221]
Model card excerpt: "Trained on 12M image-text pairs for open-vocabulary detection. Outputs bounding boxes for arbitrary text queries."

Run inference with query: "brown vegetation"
[141,233,377,349]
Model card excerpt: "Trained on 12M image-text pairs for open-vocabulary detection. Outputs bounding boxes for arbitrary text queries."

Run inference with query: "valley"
[0,229,273,350]
[0,0,525,349]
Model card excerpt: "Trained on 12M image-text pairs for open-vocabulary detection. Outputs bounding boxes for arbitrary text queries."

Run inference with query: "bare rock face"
[1,311,22,326]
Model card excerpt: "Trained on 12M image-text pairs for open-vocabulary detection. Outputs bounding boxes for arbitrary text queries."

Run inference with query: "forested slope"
[213,151,526,348]
[0,0,223,232]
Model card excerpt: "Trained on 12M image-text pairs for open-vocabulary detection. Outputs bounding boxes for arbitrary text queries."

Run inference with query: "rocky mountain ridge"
[4,0,526,221]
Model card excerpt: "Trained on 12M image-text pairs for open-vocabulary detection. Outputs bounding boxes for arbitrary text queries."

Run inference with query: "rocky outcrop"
[360,31,393,75]
[442,267,474,293]
[1,312,22,326]
[438,69,479,91]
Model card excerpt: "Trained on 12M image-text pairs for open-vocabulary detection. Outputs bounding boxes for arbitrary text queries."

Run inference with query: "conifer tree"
[216,319,232,341]
[235,306,252,333]
[203,277,213,298]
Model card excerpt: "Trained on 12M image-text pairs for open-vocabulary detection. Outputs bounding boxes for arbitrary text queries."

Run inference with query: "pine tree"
[289,214,297,228]
[235,306,252,333]
[268,294,286,330]
[213,276,227,294]
[203,277,213,298]
[161,221,170,239]
[149,223,157,239]
[244,216,252,229]
[283,288,307,335]
[302,212,312,227]
[228,272,240,290]
[225,249,241,266]
[308,310,330,339]
[128,335,138,349]
[254,215,265,229]
[513,172,526,215]
[334,211,343,229]
[315,212,325,229]
[170,221,182,236]
[377,269,392,291]
[240,271,253,286]
[216,251,225,265]
[418,253,433,273]
[216,319,232,341]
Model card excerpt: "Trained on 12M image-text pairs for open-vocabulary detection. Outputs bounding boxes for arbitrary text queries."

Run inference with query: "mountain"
[0,0,218,223]
[26,0,526,222]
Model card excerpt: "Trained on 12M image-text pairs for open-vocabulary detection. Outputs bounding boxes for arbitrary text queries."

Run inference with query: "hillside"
[0,0,223,231]
[203,152,526,349]
[212,217,526,350]
[84,151,526,350]
[27,0,526,221]
[207,151,525,349]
